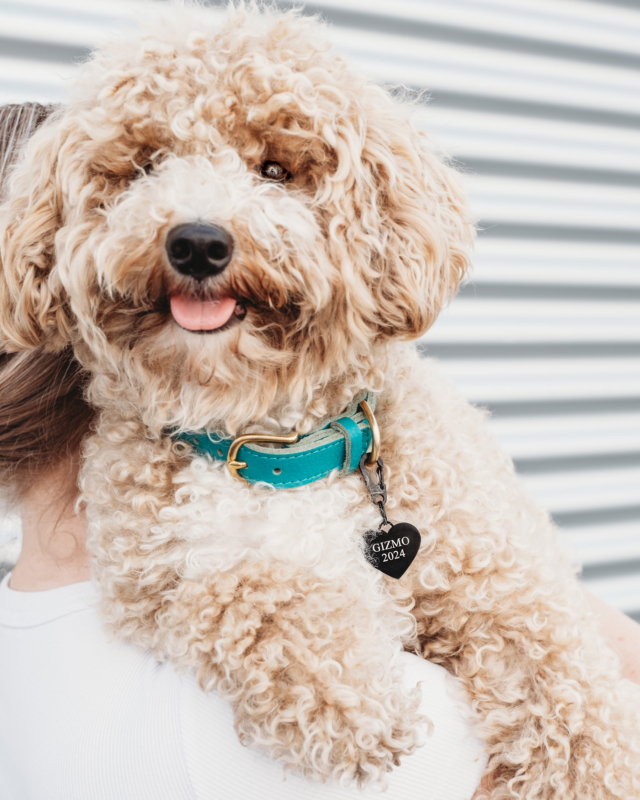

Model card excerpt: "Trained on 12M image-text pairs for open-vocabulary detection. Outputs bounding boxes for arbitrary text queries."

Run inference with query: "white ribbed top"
[0,574,486,800]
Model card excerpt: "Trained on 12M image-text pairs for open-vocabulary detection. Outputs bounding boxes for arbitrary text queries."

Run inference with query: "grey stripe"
[581,559,640,581]
[420,343,640,358]
[454,157,640,189]
[485,398,640,418]
[0,35,89,63]
[515,451,640,475]
[596,0,640,9]
[456,283,640,302]
[554,504,640,527]
[478,222,640,244]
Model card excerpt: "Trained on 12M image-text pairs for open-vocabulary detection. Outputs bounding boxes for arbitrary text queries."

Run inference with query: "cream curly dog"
[1,3,639,796]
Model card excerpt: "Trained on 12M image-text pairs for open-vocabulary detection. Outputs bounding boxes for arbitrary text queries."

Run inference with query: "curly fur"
[1,2,639,795]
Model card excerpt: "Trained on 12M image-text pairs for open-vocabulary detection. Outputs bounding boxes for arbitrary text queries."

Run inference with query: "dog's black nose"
[165,223,234,280]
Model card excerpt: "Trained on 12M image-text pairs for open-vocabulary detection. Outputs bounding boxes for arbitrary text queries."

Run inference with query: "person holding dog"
[1,5,640,796]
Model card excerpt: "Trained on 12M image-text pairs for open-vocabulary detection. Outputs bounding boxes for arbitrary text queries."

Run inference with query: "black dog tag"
[365,522,421,580]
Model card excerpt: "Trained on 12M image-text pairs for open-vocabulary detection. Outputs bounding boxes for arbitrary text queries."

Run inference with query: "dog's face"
[0,6,472,434]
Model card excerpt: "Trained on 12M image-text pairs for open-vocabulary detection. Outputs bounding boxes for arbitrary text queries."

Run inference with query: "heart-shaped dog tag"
[365,522,421,580]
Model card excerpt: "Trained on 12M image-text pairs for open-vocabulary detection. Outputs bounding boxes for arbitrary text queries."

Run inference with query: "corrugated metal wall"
[0,0,638,619]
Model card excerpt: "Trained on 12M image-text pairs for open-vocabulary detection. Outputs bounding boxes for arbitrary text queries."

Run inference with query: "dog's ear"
[361,100,474,340]
[0,102,71,352]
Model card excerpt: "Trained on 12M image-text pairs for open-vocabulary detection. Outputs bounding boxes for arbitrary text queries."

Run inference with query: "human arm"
[584,588,640,684]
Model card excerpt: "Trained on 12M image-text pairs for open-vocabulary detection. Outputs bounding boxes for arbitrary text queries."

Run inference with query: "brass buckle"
[226,431,300,482]
[358,399,380,466]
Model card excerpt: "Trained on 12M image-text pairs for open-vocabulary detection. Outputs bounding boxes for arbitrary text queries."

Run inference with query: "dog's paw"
[232,671,427,787]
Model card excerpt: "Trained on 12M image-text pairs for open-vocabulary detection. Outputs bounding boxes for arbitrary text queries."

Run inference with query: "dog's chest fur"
[140,365,431,650]
[168,457,383,584]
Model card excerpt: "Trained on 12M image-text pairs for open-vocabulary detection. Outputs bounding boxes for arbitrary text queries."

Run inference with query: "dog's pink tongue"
[170,294,237,331]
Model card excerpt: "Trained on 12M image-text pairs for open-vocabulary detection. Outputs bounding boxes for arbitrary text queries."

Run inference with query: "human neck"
[9,461,90,591]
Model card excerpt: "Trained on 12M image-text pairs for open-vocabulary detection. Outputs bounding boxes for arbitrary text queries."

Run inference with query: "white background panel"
[466,175,640,231]
[422,108,640,173]
[470,240,640,287]
[427,300,640,343]
[434,358,640,403]
[521,467,640,515]
[489,413,640,460]
[564,522,640,567]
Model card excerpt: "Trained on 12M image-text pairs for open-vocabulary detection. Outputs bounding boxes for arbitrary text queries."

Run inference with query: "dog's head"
[0,4,472,435]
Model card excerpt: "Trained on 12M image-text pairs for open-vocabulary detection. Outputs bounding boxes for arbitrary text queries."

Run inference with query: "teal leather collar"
[175,393,376,489]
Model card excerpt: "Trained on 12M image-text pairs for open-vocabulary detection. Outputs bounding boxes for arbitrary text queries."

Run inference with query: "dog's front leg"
[81,417,424,787]
[155,561,425,786]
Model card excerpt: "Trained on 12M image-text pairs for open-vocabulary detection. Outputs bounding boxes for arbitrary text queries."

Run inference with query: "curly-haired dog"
[1,3,639,796]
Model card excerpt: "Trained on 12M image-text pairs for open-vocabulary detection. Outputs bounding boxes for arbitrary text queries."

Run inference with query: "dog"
[1,3,639,796]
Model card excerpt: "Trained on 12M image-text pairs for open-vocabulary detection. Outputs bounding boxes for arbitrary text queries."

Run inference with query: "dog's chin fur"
[2,2,640,795]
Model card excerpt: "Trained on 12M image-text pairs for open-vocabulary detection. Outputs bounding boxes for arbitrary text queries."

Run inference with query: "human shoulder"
[0,576,194,800]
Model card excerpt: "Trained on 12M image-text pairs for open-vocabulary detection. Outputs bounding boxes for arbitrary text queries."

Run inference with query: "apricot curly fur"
[0,2,638,795]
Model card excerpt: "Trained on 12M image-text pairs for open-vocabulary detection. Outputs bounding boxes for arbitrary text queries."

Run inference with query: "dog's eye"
[128,161,154,181]
[260,161,292,182]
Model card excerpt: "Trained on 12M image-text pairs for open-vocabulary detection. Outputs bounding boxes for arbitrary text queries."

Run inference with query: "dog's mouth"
[169,291,246,333]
